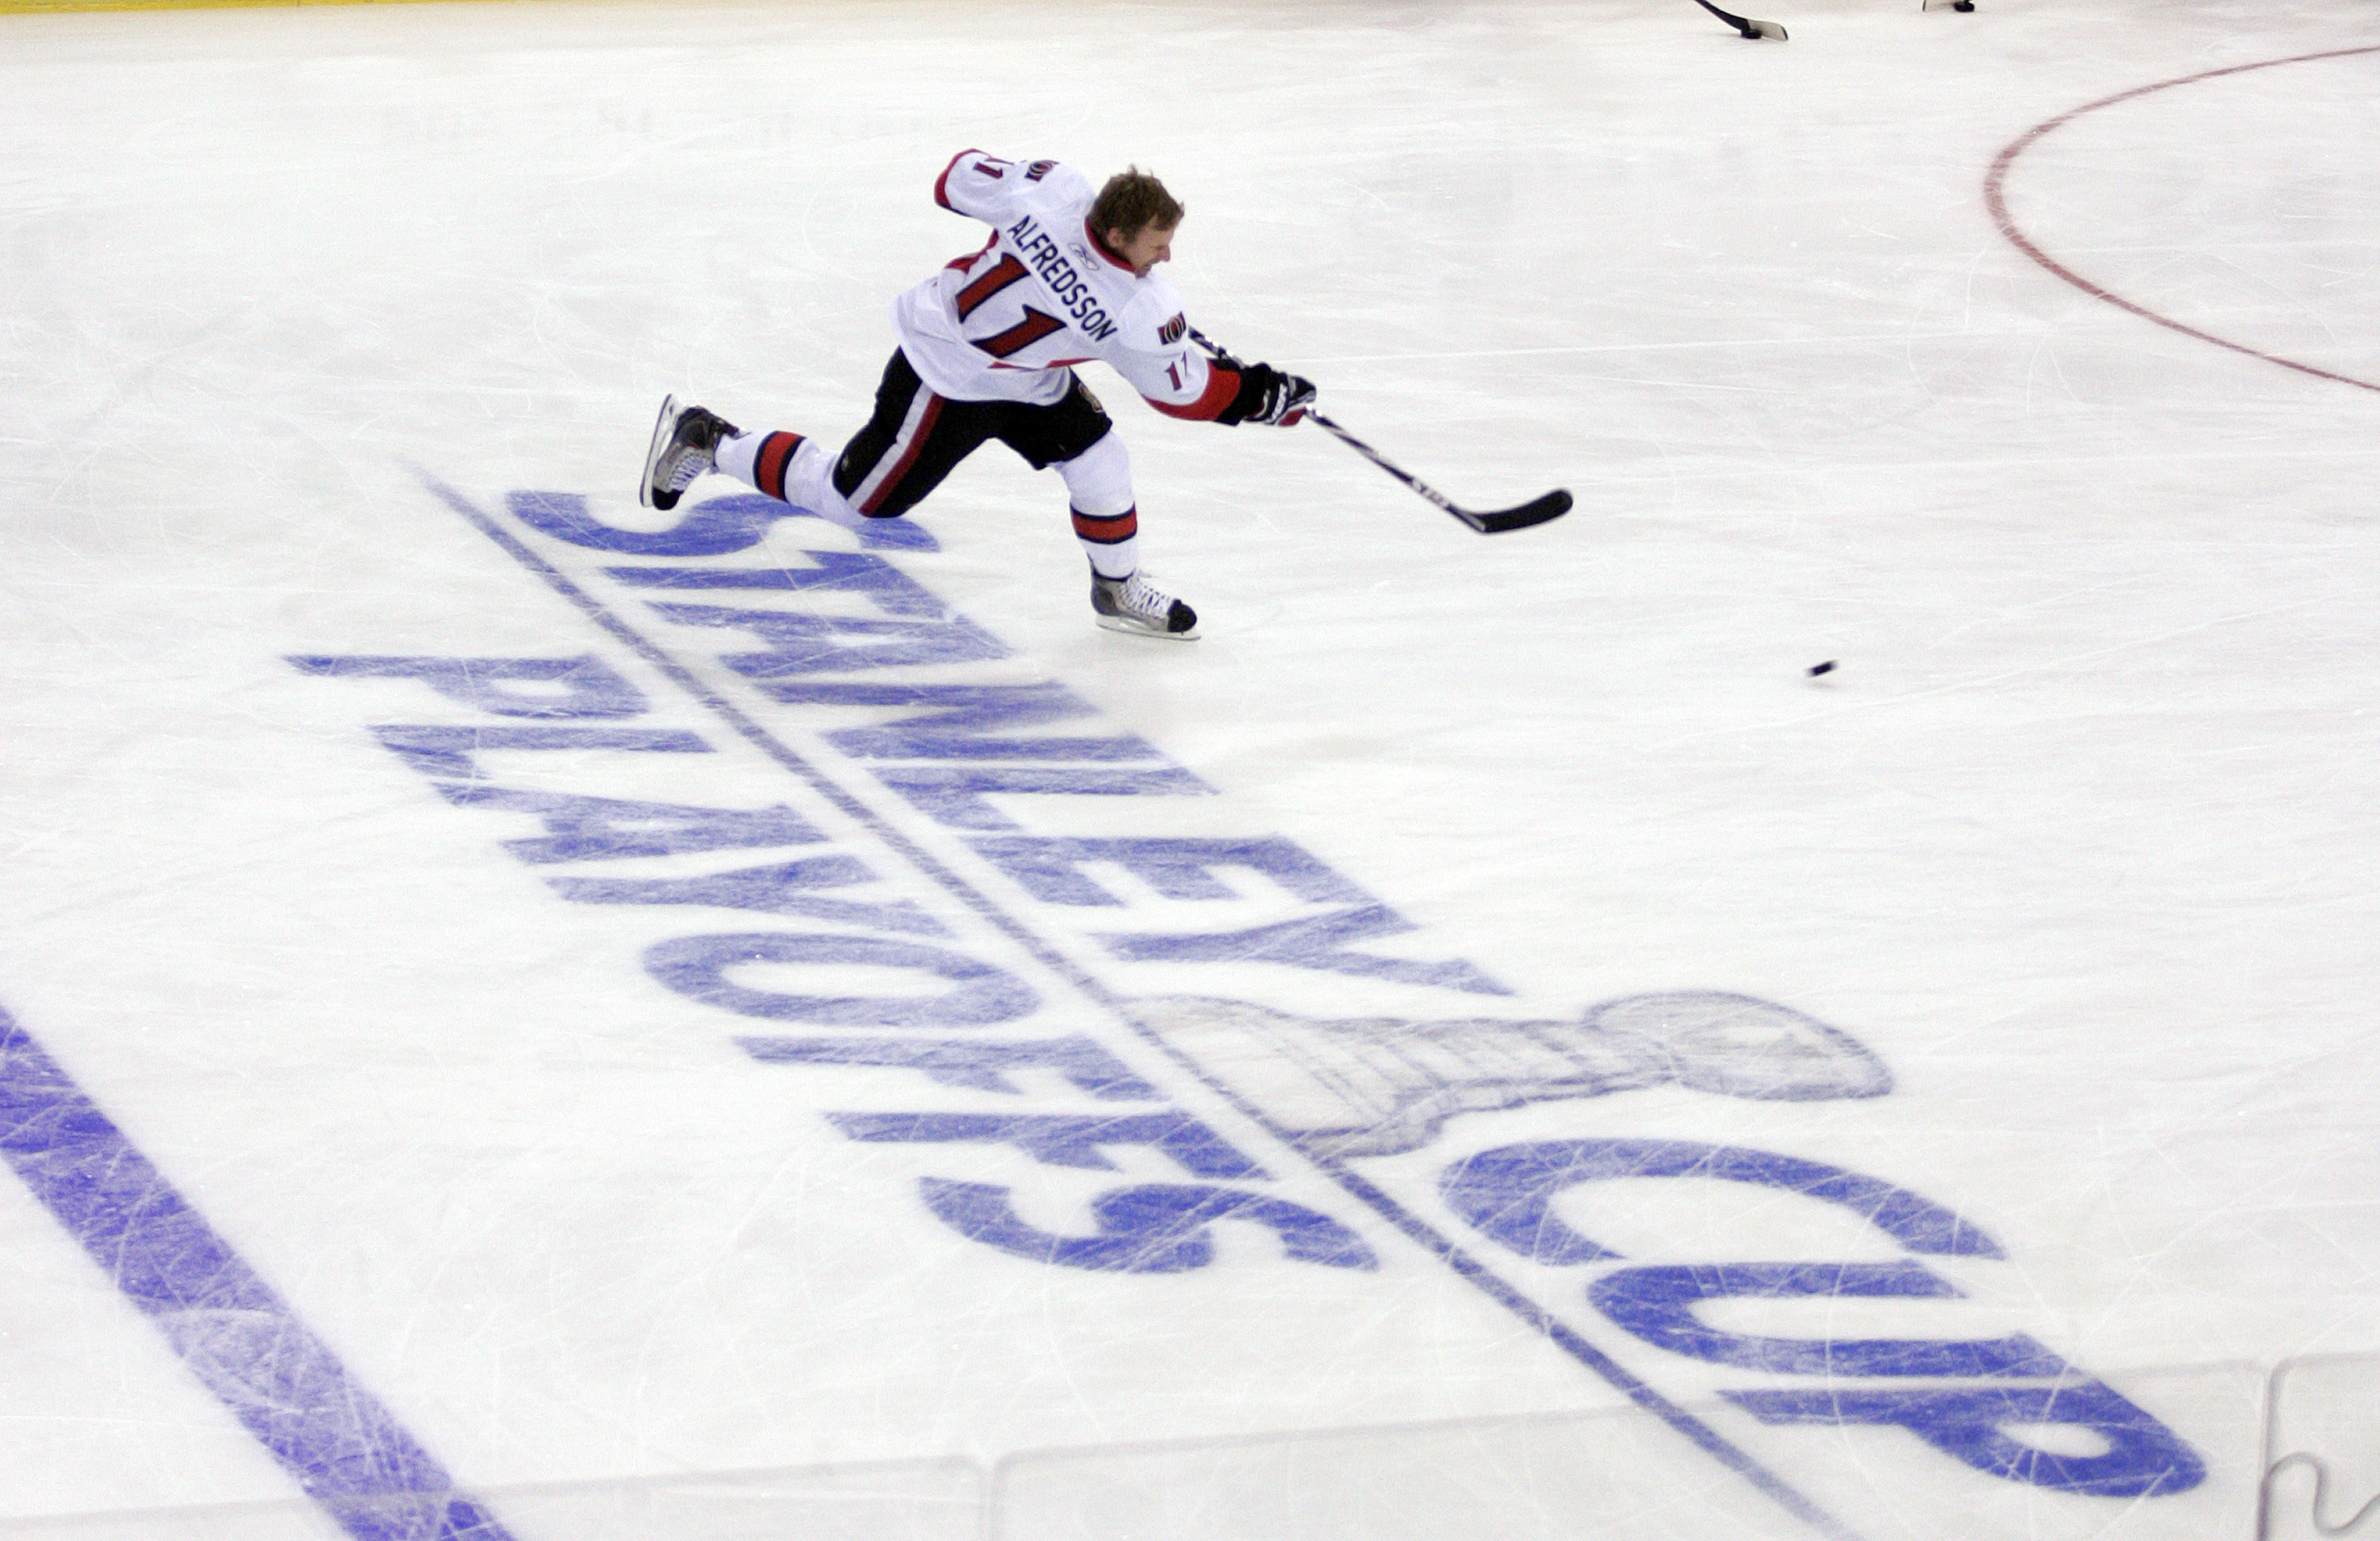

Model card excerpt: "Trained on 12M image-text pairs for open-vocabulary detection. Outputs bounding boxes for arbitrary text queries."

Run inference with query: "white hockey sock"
[1060,433,1139,579]
[717,429,866,531]
[716,430,764,485]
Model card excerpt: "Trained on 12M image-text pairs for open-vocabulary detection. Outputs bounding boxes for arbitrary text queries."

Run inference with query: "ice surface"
[1,0,2377,1536]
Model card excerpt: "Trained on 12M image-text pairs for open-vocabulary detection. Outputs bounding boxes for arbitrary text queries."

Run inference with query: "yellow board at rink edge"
[5,0,537,14]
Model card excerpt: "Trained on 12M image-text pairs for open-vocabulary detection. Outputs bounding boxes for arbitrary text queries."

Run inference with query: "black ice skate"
[1091,568,1199,640]
[639,394,739,511]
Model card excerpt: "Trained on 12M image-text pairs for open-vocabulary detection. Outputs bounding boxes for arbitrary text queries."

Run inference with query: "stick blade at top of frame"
[1462,489,1572,534]
[1691,0,1787,39]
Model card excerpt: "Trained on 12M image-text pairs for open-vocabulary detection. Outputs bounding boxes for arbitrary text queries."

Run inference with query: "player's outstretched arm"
[1134,345,1315,427]
[1218,363,1316,427]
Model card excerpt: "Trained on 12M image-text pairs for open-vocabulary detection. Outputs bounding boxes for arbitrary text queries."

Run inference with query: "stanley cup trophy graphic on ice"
[1130,991,1892,1158]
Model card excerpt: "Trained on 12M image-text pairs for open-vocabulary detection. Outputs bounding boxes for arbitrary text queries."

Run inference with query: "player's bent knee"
[1058,432,1135,518]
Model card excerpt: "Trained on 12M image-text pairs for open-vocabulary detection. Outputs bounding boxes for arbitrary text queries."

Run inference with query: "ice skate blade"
[1095,613,1200,641]
[639,394,681,511]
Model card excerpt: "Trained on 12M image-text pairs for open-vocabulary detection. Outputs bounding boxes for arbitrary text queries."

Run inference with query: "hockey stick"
[1189,330,1572,536]
[1692,0,1787,40]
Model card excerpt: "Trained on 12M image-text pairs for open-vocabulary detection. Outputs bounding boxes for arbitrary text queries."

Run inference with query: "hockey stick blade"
[1302,408,1571,536]
[1692,0,1786,38]
[1464,489,1574,534]
[1186,328,1570,536]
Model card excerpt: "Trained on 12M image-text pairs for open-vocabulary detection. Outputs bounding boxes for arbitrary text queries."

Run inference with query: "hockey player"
[639,152,1317,640]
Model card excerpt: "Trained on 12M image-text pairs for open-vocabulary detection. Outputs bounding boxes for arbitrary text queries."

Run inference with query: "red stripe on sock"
[1071,506,1138,544]
[756,432,803,502]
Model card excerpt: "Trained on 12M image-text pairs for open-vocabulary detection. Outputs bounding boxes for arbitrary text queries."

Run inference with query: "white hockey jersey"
[891,151,1238,419]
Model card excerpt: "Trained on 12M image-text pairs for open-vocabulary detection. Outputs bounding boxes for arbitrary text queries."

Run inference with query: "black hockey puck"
[1807,660,1837,677]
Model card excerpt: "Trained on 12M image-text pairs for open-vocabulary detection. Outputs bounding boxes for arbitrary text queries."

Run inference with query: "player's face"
[1111,221,1177,277]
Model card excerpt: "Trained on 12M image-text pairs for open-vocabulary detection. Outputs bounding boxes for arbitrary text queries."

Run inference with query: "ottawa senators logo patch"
[1025,159,1057,181]
[1157,313,1187,345]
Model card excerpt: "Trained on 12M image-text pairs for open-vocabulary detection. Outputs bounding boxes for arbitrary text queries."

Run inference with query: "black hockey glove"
[1219,363,1317,428]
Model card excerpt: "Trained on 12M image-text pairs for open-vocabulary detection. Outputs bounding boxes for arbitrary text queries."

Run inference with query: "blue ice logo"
[297,475,2214,1522]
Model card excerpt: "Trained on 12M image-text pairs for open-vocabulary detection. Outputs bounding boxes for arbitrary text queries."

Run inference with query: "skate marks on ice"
[0,1008,509,1540]
[2260,1354,2380,1541]
[294,475,2217,1537]
[1132,991,1890,1159]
